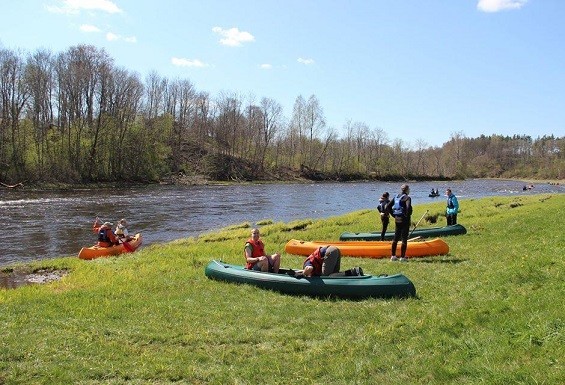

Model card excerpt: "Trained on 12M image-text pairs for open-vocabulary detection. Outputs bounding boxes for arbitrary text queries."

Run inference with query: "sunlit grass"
[0,194,563,384]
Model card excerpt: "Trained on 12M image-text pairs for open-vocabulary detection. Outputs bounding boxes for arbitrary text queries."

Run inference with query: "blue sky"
[1,0,563,147]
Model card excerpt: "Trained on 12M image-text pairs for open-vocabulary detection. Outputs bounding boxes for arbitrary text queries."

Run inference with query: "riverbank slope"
[1,194,563,384]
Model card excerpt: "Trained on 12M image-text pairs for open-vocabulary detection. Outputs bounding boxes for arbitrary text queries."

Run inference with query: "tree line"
[1,44,563,185]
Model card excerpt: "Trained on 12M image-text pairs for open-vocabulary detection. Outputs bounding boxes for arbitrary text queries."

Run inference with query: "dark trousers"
[380,217,389,241]
[391,218,410,258]
[447,214,457,225]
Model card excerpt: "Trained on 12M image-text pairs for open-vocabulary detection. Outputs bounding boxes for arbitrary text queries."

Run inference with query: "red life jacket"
[303,246,327,276]
[97,227,117,247]
[244,238,265,269]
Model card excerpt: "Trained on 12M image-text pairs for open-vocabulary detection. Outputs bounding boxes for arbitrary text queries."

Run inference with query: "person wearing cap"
[377,192,390,241]
[445,188,459,225]
[114,218,132,242]
[386,184,413,262]
[92,218,119,247]
[244,228,281,273]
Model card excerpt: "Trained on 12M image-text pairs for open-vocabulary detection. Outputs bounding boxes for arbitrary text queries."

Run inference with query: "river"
[1,179,562,266]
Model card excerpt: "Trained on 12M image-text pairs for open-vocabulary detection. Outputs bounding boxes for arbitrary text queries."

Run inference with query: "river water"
[1,179,562,266]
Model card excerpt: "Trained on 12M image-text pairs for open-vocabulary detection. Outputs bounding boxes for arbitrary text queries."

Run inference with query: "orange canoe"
[284,238,449,259]
[78,233,143,260]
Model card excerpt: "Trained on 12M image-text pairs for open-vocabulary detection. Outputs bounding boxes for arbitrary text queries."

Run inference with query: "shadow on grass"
[412,257,468,264]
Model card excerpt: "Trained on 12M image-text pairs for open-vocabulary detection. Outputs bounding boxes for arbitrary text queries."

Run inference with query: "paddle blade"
[122,240,134,252]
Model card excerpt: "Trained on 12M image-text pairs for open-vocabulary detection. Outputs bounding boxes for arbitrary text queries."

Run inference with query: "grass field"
[1,194,563,384]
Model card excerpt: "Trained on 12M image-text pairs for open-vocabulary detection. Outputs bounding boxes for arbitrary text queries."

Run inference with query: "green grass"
[1,194,563,384]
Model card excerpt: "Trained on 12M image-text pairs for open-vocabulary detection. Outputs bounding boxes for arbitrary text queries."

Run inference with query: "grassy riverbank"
[1,194,563,384]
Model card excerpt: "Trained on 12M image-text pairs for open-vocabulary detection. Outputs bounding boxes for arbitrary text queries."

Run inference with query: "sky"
[1,0,564,147]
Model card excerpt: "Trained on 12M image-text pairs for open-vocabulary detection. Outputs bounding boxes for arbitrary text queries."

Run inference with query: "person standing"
[377,192,390,241]
[244,228,281,273]
[386,184,412,262]
[446,188,459,225]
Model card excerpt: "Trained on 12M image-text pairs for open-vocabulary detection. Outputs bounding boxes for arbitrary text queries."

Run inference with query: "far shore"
[1,176,562,192]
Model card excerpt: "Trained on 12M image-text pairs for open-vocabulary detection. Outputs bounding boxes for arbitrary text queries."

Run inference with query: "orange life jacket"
[244,238,265,269]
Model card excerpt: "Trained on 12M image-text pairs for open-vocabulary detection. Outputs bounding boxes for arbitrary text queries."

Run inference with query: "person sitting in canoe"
[92,218,119,247]
[244,228,281,273]
[295,246,363,277]
[114,218,133,242]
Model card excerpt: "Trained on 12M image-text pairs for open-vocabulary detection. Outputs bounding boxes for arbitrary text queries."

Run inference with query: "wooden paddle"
[408,210,429,239]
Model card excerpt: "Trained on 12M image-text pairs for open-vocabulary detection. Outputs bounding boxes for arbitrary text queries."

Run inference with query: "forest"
[1,44,563,186]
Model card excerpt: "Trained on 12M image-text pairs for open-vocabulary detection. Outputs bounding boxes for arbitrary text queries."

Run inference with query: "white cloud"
[297,57,315,65]
[46,0,122,15]
[212,27,255,47]
[259,64,272,70]
[79,24,100,33]
[106,32,136,43]
[477,0,527,13]
[171,57,209,68]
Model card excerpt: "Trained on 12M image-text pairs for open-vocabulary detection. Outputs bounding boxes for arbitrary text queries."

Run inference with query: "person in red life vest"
[244,228,281,273]
[92,218,119,247]
[300,246,363,277]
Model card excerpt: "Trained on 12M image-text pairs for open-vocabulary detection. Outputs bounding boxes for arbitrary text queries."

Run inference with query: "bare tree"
[24,49,55,179]
[0,48,31,179]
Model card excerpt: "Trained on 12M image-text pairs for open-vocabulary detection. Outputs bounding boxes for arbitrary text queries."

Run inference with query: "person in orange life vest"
[244,228,281,273]
[92,218,118,247]
[386,184,413,262]
[301,246,363,277]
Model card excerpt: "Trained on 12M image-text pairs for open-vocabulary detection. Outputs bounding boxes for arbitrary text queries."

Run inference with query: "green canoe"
[339,224,467,241]
[205,260,416,299]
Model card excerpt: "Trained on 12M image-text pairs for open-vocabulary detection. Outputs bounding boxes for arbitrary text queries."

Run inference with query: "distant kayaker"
[244,228,281,273]
[92,218,119,247]
[298,246,363,277]
[446,188,459,225]
[377,192,390,241]
[386,184,412,262]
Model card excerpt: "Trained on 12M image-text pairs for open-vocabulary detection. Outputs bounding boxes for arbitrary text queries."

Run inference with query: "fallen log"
[0,181,24,188]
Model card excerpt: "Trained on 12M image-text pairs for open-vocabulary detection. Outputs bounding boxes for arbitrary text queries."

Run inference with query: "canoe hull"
[285,238,449,258]
[339,224,467,241]
[205,260,416,298]
[78,233,143,260]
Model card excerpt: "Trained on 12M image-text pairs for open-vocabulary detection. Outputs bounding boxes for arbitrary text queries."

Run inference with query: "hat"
[103,221,113,227]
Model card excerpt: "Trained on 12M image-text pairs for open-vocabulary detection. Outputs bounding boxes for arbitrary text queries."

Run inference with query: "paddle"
[122,238,134,252]
[407,236,421,242]
[409,210,428,238]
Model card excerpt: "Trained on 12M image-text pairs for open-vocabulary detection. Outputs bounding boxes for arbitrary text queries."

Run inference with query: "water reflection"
[0,179,562,266]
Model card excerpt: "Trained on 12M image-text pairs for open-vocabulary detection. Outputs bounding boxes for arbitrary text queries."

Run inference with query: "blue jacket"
[446,194,459,215]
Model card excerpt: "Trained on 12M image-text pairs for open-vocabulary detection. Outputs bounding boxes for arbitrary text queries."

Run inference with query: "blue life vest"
[98,228,111,243]
[392,194,407,217]
[377,199,388,214]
